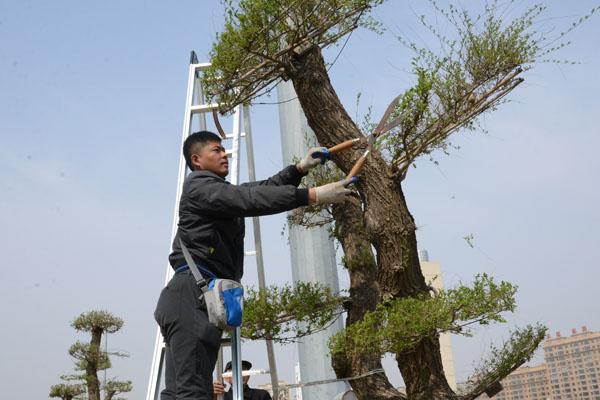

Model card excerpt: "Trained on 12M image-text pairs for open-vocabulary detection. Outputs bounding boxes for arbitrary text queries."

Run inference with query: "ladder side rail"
[230,105,241,185]
[228,105,244,400]
[231,328,244,400]
[165,61,198,283]
[242,106,265,286]
[216,348,225,400]
[243,106,280,400]
[145,328,166,400]
[146,60,197,400]
[195,74,207,131]
[197,67,226,400]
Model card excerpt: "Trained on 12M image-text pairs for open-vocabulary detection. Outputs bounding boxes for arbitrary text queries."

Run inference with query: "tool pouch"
[179,238,244,331]
[203,279,244,331]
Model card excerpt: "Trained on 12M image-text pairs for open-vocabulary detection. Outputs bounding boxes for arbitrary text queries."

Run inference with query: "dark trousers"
[154,271,222,400]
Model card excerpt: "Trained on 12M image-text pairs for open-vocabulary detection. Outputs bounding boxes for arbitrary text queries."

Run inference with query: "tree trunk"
[331,197,405,400]
[87,327,102,400]
[287,45,456,399]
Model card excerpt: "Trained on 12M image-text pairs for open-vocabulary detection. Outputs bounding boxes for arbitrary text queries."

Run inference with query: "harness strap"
[179,238,209,292]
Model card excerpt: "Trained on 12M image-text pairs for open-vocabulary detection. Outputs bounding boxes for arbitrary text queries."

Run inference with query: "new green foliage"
[204,0,384,111]
[461,324,548,400]
[328,274,517,358]
[377,1,599,176]
[242,281,344,342]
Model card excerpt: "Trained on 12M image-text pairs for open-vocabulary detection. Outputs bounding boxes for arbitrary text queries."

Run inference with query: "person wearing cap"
[154,131,354,400]
[213,360,272,400]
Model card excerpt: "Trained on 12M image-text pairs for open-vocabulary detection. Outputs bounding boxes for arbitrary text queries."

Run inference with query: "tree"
[49,310,132,400]
[102,378,133,400]
[203,1,596,399]
[49,383,85,400]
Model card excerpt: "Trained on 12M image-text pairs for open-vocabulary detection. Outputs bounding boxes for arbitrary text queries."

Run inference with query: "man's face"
[191,140,228,177]
[224,371,250,385]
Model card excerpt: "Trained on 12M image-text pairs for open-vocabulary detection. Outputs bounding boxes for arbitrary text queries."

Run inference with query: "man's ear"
[191,153,203,170]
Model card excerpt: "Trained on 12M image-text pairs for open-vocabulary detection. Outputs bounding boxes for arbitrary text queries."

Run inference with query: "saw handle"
[328,139,357,154]
[311,139,359,160]
[347,150,370,179]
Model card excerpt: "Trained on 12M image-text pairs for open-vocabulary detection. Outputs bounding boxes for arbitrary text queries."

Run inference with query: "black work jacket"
[224,385,273,400]
[169,165,308,281]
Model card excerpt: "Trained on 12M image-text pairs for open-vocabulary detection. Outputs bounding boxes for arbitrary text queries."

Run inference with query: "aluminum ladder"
[145,51,280,400]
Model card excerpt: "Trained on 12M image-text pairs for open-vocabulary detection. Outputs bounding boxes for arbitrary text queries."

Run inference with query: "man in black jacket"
[154,131,353,400]
[213,360,272,400]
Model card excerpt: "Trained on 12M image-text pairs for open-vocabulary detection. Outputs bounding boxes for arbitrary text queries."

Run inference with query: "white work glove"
[297,147,328,173]
[314,178,357,204]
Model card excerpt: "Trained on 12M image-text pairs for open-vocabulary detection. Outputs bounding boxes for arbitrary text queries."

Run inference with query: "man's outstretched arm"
[241,147,325,188]
[186,175,354,218]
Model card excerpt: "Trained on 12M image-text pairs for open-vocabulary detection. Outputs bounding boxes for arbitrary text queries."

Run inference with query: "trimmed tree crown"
[71,310,124,334]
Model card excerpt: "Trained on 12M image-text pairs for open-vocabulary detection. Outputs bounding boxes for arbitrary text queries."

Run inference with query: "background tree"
[49,383,85,400]
[49,310,132,400]
[102,378,133,400]
[203,1,596,399]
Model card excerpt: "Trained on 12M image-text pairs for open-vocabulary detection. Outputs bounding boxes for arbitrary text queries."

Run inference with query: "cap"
[224,360,252,372]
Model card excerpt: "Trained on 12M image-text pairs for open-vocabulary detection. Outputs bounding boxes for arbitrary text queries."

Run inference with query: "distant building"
[493,364,550,400]
[476,326,600,400]
[294,363,302,400]
[544,327,600,399]
[419,249,458,391]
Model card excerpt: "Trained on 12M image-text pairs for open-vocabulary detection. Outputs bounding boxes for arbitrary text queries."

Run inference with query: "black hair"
[183,130,222,171]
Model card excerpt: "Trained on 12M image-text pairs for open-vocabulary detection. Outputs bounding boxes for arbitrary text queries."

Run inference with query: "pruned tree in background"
[49,310,132,400]
[102,378,133,400]
[49,383,86,400]
[203,1,596,399]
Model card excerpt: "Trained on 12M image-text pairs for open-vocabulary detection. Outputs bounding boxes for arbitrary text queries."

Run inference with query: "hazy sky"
[1,1,599,399]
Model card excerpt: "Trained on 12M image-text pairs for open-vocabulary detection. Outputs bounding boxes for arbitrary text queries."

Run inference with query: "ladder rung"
[190,104,219,114]
[225,132,246,139]
[192,63,212,71]
[220,336,232,346]
[244,250,257,257]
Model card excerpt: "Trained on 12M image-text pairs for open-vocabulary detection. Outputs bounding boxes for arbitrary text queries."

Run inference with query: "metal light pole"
[277,80,348,399]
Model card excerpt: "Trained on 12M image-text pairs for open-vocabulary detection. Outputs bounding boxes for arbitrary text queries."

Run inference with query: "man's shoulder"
[187,170,226,181]
[249,387,272,400]
[184,171,228,189]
